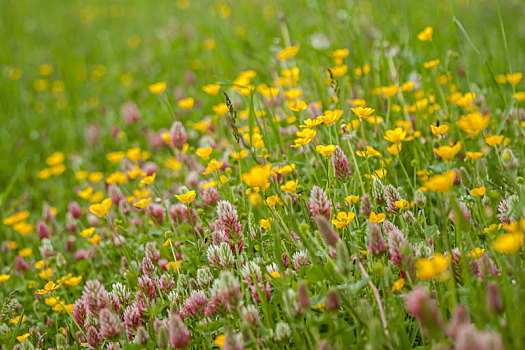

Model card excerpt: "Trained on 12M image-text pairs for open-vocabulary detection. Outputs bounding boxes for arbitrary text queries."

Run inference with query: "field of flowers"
[1,0,525,349]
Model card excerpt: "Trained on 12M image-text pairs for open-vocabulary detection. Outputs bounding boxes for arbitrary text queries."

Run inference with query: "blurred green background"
[1,0,524,210]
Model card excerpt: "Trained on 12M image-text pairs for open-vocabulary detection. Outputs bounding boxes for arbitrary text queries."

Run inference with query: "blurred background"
[1,0,524,209]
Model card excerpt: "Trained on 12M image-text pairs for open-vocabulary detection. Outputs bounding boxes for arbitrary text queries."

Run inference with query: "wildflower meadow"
[2,0,525,349]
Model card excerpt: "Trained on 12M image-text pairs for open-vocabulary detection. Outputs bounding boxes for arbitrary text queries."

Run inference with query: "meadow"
[1,0,525,348]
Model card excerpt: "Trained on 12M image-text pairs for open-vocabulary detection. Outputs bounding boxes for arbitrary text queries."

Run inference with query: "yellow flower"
[470,186,486,197]
[3,211,30,225]
[466,151,483,161]
[242,164,272,189]
[13,222,34,236]
[266,271,281,280]
[311,302,326,310]
[384,128,407,143]
[90,234,101,245]
[276,46,299,60]
[265,195,282,207]
[149,82,166,94]
[106,171,127,185]
[351,107,375,119]
[46,152,65,166]
[0,274,11,283]
[196,147,213,160]
[392,278,405,292]
[106,151,125,163]
[211,103,229,115]
[39,268,53,280]
[259,218,272,230]
[416,253,451,280]
[280,180,298,193]
[429,124,449,136]
[345,195,360,205]
[10,315,27,324]
[369,212,386,223]
[417,26,433,41]
[400,81,414,91]
[89,198,112,217]
[380,85,399,98]
[457,112,490,137]
[64,276,82,287]
[202,159,224,175]
[423,59,440,69]
[468,248,485,259]
[386,143,402,156]
[485,134,503,146]
[134,197,152,209]
[301,118,322,128]
[174,191,196,205]
[493,232,523,254]
[18,248,32,257]
[78,187,93,200]
[424,170,456,192]
[395,199,409,210]
[433,141,462,160]
[356,146,381,158]
[214,334,226,347]
[141,173,156,185]
[178,97,194,109]
[506,72,522,85]
[316,145,337,158]
[230,150,248,160]
[126,148,142,162]
[292,128,317,148]
[203,83,221,95]
[17,333,30,342]
[332,212,355,228]
[37,281,61,295]
[166,157,182,170]
[166,261,182,270]
[318,109,343,126]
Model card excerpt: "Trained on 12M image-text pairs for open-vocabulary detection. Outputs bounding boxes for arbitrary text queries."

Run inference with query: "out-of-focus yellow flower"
[18,248,32,257]
[430,124,449,136]
[470,186,486,197]
[356,146,381,158]
[417,26,433,41]
[485,134,503,146]
[423,59,440,69]
[316,145,337,158]
[392,278,405,292]
[281,180,298,193]
[37,281,60,294]
[0,274,11,283]
[230,150,248,160]
[10,315,27,324]
[202,159,224,175]
[276,46,299,60]
[416,253,451,280]
[468,247,485,259]
[178,97,194,109]
[345,195,360,205]
[433,142,462,160]
[13,222,34,236]
[80,227,95,238]
[318,109,343,126]
[196,147,213,160]
[384,128,407,143]
[351,107,375,119]
[493,232,523,254]
[46,152,65,166]
[89,198,112,217]
[214,334,225,347]
[174,191,196,205]
[424,170,456,192]
[149,82,166,94]
[369,212,386,223]
[106,171,127,185]
[506,72,522,85]
[166,157,182,170]
[3,211,30,225]
[141,173,156,185]
[466,151,483,161]
[259,218,272,230]
[203,83,221,95]
[17,333,30,342]
[242,164,272,190]
[134,197,151,209]
[457,112,490,137]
